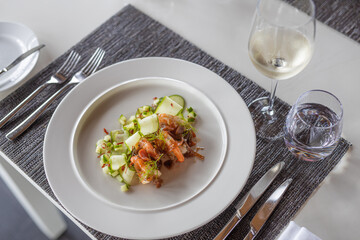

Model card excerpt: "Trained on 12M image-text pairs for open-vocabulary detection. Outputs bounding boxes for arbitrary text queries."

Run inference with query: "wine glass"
[248,0,316,140]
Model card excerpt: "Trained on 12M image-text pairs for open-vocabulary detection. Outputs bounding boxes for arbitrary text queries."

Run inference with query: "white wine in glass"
[248,0,316,140]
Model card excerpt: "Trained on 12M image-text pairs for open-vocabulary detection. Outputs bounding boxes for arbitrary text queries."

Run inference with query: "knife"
[0,44,45,76]
[214,161,285,240]
[243,178,293,240]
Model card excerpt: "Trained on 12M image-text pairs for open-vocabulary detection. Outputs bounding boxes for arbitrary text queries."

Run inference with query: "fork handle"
[0,84,48,128]
[6,84,74,140]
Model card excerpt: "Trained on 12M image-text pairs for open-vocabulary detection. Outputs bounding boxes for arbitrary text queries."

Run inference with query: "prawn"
[158,113,184,131]
[161,130,184,162]
[131,149,161,184]
[137,138,160,159]
[130,155,150,184]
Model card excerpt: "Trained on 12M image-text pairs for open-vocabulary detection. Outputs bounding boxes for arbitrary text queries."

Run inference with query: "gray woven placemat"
[0,2,356,240]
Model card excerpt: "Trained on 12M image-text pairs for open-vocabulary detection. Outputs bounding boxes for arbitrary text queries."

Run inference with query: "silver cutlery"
[6,48,105,140]
[0,44,46,76]
[0,50,81,128]
[243,178,293,240]
[214,162,285,240]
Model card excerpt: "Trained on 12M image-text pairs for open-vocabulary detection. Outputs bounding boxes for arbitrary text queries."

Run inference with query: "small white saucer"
[0,22,40,92]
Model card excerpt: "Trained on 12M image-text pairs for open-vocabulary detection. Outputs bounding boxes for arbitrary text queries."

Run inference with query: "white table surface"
[1,0,359,239]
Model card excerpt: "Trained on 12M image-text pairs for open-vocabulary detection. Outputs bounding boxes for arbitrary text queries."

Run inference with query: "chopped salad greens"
[95,95,204,192]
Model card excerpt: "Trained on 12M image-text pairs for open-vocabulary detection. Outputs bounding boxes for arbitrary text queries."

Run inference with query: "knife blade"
[0,44,45,75]
[243,178,293,240]
[214,161,285,240]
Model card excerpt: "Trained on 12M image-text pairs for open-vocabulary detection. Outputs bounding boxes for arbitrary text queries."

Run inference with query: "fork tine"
[82,48,101,73]
[86,49,105,75]
[56,51,77,73]
[58,51,79,75]
[83,48,103,73]
[82,48,105,76]
[62,52,81,74]
[63,55,81,76]
[0,50,82,130]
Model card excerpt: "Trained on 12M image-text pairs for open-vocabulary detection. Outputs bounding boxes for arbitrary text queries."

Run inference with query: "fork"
[0,51,81,128]
[6,48,105,140]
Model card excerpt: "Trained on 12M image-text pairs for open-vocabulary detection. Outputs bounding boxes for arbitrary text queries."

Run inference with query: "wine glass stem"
[268,78,279,114]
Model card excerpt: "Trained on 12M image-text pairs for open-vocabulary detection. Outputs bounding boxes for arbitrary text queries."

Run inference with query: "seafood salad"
[95,95,204,192]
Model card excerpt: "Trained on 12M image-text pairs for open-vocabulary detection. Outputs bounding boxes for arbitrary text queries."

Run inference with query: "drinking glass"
[284,90,343,162]
[248,0,316,139]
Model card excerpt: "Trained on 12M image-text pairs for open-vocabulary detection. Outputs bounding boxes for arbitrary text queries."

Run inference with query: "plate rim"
[70,76,229,212]
[44,57,256,239]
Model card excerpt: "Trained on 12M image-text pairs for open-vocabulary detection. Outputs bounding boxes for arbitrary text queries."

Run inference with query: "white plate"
[44,57,256,239]
[72,77,227,211]
[0,22,40,91]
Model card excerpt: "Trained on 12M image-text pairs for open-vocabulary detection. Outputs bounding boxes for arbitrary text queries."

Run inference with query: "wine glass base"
[248,97,285,140]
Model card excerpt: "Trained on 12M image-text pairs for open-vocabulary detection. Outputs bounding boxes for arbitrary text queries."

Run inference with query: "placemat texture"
[314,0,359,43]
[0,2,356,240]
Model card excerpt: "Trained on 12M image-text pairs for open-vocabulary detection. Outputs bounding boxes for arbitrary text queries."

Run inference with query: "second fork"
[0,50,81,128]
[6,48,105,140]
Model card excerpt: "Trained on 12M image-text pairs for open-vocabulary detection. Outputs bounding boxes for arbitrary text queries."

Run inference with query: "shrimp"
[131,155,152,184]
[131,150,161,184]
[130,155,150,184]
[158,113,184,131]
[161,130,184,162]
[137,138,160,159]
[138,149,149,160]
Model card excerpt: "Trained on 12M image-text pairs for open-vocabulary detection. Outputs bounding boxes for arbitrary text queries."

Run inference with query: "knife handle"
[6,84,73,140]
[243,230,255,240]
[0,84,48,128]
[3,44,45,72]
[213,213,241,240]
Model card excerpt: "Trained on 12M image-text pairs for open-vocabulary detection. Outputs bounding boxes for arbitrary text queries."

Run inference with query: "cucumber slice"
[95,139,106,154]
[169,95,185,108]
[155,96,183,116]
[123,121,138,133]
[101,154,110,164]
[103,135,111,142]
[127,115,136,124]
[125,131,141,150]
[121,165,135,185]
[138,114,159,135]
[110,130,126,142]
[136,106,154,119]
[102,165,110,174]
[121,184,129,192]
[110,154,127,170]
[111,170,119,177]
[112,140,127,154]
[118,114,126,125]
[116,175,124,183]
[136,105,151,114]
[186,107,197,122]
[153,98,160,107]
[141,110,153,119]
